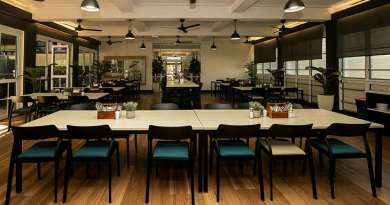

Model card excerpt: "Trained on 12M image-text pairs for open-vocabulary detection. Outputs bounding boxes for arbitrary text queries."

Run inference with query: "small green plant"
[23,64,54,92]
[189,57,201,76]
[63,87,72,93]
[249,101,264,111]
[243,61,257,79]
[173,71,181,80]
[305,66,341,95]
[123,101,138,111]
[92,60,110,82]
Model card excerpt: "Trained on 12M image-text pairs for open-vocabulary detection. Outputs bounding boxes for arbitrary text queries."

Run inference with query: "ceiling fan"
[107,36,122,45]
[190,0,196,3]
[177,19,200,33]
[270,19,287,34]
[243,36,251,44]
[74,19,102,32]
[175,36,192,44]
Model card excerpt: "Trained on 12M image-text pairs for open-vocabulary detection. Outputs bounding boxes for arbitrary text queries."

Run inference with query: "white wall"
[99,38,153,90]
[200,39,253,90]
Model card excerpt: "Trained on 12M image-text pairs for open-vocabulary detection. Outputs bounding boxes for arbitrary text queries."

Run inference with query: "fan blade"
[182,29,188,33]
[190,0,196,3]
[183,24,200,29]
[180,41,192,43]
[273,31,280,34]
[269,26,279,29]
[111,41,122,43]
[82,28,102,32]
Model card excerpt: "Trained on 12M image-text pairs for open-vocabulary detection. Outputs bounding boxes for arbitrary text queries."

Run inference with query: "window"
[297,60,310,76]
[370,55,390,80]
[0,33,17,79]
[285,61,296,75]
[342,57,365,78]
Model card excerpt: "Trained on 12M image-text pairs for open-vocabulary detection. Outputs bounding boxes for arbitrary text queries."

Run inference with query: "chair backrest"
[230,82,240,87]
[215,124,261,139]
[87,89,104,93]
[204,103,232,109]
[83,88,90,93]
[284,87,298,93]
[11,96,34,104]
[325,123,371,137]
[12,125,60,141]
[266,124,313,139]
[70,104,97,110]
[67,125,113,140]
[292,103,304,109]
[40,90,57,93]
[267,87,282,94]
[235,103,249,109]
[100,88,114,94]
[68,96,90,103]
[251,88,266,96]
[150,103,179,110]
[37,96,59,104]
[148,125,193,141]
[216,79,224,81]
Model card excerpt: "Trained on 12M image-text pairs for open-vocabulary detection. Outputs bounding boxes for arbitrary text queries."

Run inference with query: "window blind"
[254,39,277,63]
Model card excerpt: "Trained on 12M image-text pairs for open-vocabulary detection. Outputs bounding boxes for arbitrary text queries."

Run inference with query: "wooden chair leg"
[108,158,112,203]
[5,155,15,205]
[156,161,159,177]
[329,158,335,199]
[216,157,221,202]
[209,139,213,176]
[134,134,138,153]
[257,152,265,201]
[116,144,121,177]
[86,162,89,177]
[126,136,130,169]
[319,152,323,167]
[63,156,70,203]
[191,158,195,205]
[239,160,244,175]
[145,158,152,204]
[308,147,317,199]
[54,160,59,203]
[269,156,274,201]
[37,162,41,179]
[366,155,377,197]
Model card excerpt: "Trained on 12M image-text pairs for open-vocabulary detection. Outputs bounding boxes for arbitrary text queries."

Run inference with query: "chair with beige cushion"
[248,88,266,105]
[260,124,317,201]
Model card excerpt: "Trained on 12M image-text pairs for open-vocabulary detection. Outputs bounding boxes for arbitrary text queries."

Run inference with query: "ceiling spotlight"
[80,0,100,12]
[210,36,217,51]
[284,0,305,12]
[231,19,240,40]
[125,20,135,40]
[140,36,146,50]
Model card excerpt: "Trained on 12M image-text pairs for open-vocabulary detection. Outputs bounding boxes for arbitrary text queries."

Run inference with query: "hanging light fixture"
[80,0,100,12]
[210,36,217,51]
[284,0,305,12]
[125,20,135,40]
[231,19,240,40]
[140,36,146,50]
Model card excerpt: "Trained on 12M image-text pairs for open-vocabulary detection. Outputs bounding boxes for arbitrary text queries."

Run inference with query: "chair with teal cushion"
[5,125,67,205]
[146,125,195,205]
[210,124,264,202]
[308,123,376,199]
[35,96,61,119]
[8,96,36,131]
[63,125,120,203]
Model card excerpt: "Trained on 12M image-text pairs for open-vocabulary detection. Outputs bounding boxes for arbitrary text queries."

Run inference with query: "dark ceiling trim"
[332,0,390,20]
[0,1,32,21]
[40,22,78,36]
[280,22,323,37]
[251,37,276,45]
[79,37,101,45]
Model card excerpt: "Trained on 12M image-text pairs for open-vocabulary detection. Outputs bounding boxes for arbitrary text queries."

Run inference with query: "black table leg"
[211,82,213,95]
[301,90,304,106]
[233,90,236,106]
[198,132,203,192]
[375,130,383,187]
[203,131,209,192]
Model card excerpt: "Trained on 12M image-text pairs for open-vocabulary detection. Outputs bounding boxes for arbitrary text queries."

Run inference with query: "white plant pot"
[126,111,135,119]
[174,79,179,83]
[253,110,261,118]
[317,95,334,111]
[152,83,160,92]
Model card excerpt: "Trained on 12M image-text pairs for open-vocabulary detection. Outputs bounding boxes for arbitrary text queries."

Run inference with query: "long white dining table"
[22,92,109,101]
[20,109,385,193]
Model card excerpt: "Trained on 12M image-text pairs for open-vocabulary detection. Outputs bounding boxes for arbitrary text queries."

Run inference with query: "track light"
[210,36,217,51]
[80,0,100,12]
[231,19,240,40]
[140,36,146,50]
[284,0,305,12]
[125,20,135,40]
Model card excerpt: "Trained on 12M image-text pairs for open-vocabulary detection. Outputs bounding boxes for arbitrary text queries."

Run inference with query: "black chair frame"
[8,96,36,131]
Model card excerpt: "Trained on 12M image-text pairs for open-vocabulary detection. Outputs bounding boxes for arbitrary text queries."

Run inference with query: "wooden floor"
[0,92,389,205]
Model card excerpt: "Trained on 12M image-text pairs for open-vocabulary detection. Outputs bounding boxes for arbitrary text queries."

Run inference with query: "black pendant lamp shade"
[125,20,135,40]
[231,19,240,40]
[284,0,305,12]
[210,36,217,51]
[140,36,146,50]
[80,0,100,12]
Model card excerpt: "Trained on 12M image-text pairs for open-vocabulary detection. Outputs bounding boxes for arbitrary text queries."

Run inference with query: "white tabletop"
[166,81,199,88]
[21,110,204,131]
[22,93,109,101]
[194,109,384,130]
[92,87,125,92]
[233,86,304,91]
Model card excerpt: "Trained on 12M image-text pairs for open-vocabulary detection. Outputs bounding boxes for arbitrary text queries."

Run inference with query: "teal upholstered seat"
[39,107,58,113]
[309,138,364,156]
[73,141,114,158]
[14,106,35,113]
[153,142,189,159]
[218,140,255,157]
[19,141,64,159]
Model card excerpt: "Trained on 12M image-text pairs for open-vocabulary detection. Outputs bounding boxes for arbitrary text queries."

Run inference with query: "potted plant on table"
[305,66,341,111]
[123,101,138,119]
[249,101,264,118]
[63,87,72,96]
[266,67,285,86]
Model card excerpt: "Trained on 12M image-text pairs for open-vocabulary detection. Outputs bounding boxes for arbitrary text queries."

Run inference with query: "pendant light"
[231,19,240,40]
[284,0,305,12]
[80,0,100,12]
[125,20,135,40]
[140,36,146,50]
[210,36,217,51]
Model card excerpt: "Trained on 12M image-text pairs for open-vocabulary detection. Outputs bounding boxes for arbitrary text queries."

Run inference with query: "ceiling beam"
[110,0,134,13]
[132,21,148,32]
[230,0,259,13]
[210,22,230,32]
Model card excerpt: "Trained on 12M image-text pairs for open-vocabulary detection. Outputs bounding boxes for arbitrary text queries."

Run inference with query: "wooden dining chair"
[35,96,61,119]
[8,96,36,131]
[150,103,179,110]
[248,88,266,105]
[282,87,299,102]
[69,104,96,110]
[204,103,232,109]
[146,125,195,205]
[6,125,67,205]
[308,123,376,199]
[63,125,120,203]
[210,124,264,202]
[67,95,90,109]
[260,124,317,201]
[235,103,249,109]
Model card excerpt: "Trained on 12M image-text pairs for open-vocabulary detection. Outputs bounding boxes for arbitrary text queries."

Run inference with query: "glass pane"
[285,61,296,75]
[36,40,47,76]
[322,38,326,54]
[0,33,17,79]
[53,78,59,88]
[370,55,390,79]
[85,52,90,73]
[263,63,270,74]
[298,60,310,76]
[256,63,263,75]
[0,83,8,119]
[53,47,67,75]
[312,54,326,68]
[270,62,277,70]
[342,57,365,78]
[60,78,66,87]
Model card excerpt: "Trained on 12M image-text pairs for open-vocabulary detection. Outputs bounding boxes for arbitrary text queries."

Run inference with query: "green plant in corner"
[189,57,201,76]
[152,57,164,76]
[92,60,110,82]
[70,62,91,86]
[243,61,257,79]
[266,67,285,85]
[23,64,54,92]
[305,66,341,95]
